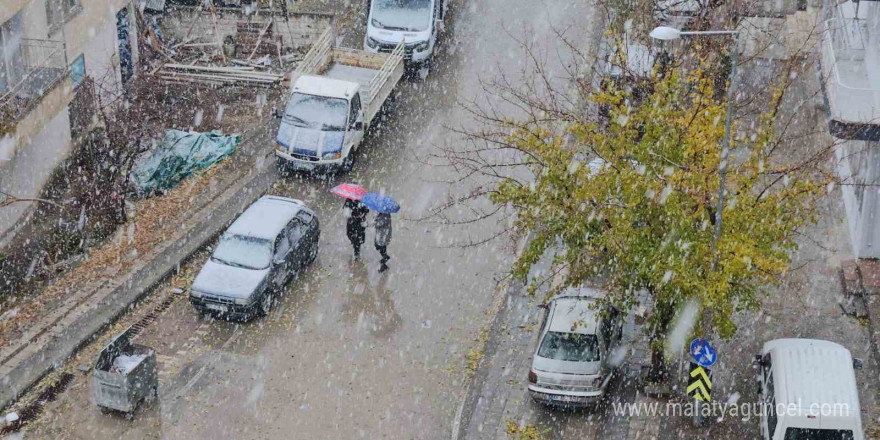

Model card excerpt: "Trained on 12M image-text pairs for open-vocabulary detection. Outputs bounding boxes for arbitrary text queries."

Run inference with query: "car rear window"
[537,332,600,362]
[784,428,854,440]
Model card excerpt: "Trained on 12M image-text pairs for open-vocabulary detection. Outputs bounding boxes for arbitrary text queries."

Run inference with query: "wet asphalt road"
[13,0,599,439]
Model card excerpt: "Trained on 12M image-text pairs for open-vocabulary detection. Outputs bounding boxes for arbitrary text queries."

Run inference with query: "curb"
[0,153,278,411]
[451,278,521,440]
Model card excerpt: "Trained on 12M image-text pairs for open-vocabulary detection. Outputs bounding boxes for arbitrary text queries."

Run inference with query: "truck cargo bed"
[324,64,377,91]
[291,28,404,125]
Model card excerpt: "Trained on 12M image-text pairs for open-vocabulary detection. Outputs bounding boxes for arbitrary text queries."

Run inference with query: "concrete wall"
[836,140,880,259]
[0,105,72,244]
[159,7,334,53]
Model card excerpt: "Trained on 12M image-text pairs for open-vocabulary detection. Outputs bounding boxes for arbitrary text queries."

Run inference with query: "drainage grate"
[128,290,184,339]
[1,372,75,434]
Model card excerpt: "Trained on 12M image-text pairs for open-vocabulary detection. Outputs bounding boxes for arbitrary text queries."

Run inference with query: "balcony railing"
[0,39,68,132]
[820,11,880,140]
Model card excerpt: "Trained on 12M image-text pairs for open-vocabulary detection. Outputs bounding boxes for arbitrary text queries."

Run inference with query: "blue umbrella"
[361,193,400,213]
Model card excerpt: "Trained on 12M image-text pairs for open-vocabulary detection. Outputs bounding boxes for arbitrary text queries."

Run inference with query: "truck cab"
[275,28,404,173]
[275,76,365,171]
[364,0,445,75]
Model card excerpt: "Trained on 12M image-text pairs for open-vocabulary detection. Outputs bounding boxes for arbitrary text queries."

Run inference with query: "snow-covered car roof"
[225,196,305,241]
[293,75,360,100]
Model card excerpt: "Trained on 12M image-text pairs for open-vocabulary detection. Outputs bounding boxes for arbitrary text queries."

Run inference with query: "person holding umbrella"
[361,193,400,273]
[374,212,392,272]
[332,184,369,259]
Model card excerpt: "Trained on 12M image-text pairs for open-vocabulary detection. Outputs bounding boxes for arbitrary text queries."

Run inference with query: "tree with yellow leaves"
[433,39,832,375]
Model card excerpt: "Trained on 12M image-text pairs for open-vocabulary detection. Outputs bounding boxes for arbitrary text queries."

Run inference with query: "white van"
[364,0,446,76]
[754,339,865,440]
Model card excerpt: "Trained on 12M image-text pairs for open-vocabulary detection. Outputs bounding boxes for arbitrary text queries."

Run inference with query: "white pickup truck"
[274,28,405,172]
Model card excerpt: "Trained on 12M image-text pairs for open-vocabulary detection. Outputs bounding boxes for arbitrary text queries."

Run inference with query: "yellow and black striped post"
[687,362,712,402]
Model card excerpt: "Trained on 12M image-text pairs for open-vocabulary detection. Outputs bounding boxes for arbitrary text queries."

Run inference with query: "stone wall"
[159,7,334,53]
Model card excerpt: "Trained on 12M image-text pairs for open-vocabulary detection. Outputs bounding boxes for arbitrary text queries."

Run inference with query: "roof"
[225,196,304,241]
[763,339,862,421]
[548,297,600,335]
[293,75,359,100]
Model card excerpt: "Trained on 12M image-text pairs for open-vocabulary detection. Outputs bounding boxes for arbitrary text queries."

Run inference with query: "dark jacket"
[345,200,368,244]
[374,213,392,246]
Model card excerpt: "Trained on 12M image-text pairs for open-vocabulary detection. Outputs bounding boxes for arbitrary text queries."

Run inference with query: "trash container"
[92,325,158,414]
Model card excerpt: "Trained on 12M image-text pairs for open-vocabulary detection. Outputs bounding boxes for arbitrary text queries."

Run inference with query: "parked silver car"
[189,196,319,320]
[528,287,622,407]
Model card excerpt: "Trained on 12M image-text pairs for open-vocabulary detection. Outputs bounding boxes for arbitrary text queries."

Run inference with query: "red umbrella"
[330,183,367,201]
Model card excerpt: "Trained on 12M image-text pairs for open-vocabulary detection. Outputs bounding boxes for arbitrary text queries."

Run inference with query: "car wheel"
[307,239,319,264]
[340,152,355,173]
[259,292,273,316]
[418,63,430,80]
[275,157,289,175]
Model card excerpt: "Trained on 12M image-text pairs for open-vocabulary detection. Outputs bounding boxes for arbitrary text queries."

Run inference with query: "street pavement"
[8,0,599,439]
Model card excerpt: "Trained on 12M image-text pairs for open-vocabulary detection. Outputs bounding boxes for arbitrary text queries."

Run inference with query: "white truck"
[274,28,405,172]
[363,0,447,77]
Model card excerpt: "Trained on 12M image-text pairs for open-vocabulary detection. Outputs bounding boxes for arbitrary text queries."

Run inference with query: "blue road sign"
[690,338,717,368]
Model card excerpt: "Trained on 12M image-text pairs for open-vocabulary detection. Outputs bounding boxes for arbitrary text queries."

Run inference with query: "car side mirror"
[537,303,549,310]
[353,121,363,131]
[273,257,286,265]
[752,354,763,369]
[853,358,863,370]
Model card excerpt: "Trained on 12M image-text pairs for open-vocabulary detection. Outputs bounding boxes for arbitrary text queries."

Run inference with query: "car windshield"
[537,332,600,362]
[784,429,854,440]
[211,234,272,270]
[283,93,349,131]
[370,0,432,32]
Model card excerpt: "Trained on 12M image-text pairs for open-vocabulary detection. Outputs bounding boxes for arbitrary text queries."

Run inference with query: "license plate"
[292,161,316,170]
[205,303,228,313]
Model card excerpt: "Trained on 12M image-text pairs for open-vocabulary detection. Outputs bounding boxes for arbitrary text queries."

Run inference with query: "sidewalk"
[0,124,279,411]
[841,259,880,368]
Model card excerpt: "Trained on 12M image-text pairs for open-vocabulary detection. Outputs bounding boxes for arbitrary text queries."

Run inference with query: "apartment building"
[0,0,139,245]
[819,0,880,258]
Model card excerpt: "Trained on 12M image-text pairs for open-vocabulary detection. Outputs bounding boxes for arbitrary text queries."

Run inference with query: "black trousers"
[375,244,389,263]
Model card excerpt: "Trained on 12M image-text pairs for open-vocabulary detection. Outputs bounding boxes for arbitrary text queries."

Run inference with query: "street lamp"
[648,26,739,270]
[650,25,739,427]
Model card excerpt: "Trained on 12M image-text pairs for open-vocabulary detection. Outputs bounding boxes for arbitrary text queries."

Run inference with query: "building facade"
[0,0,139,246]
[819,0,880,258]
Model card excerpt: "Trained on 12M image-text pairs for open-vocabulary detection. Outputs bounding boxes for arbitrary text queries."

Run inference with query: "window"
[274,232,291,261]
[46,0,81,30]
[297,210,314,225]
[349,94,361,129]
[212,234,272,270]
[283,93,349,131]
[0,13,24,93]
[766,372,778,440]
[537,332,600,362]
[287,219,306,246]
[783,429,854,440]
[70,54,85,87]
